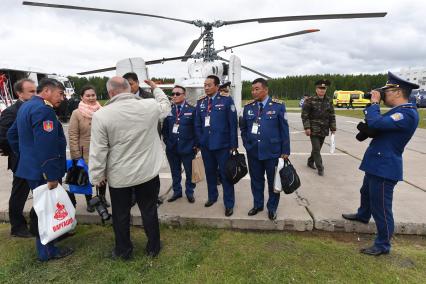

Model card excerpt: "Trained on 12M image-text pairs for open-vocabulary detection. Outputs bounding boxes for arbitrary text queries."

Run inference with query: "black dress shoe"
[225,208,233,217]
[111,249,132,261]
[318,169,324,176]
[11,229,33,238]
[248,207,264,216]
[360,246,389,256]
[167,195,182,202]
[51,247,74,260]
[204,200,216,207]
[268,211,277,220]
[187,196,195,203]
[342,213,369,224]
[307,161,316,169]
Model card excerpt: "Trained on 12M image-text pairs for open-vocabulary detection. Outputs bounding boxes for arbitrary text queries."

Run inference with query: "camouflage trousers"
[308,135,325,170]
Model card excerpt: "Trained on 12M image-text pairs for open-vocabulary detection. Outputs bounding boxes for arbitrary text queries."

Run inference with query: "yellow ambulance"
[332,90,370,108]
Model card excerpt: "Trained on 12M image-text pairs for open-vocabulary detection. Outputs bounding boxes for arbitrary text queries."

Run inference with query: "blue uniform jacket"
[7,96,67,181]
[240,98,290,160]
[161,102,196,155]
[195,93,238,150]
[359,103,419,181]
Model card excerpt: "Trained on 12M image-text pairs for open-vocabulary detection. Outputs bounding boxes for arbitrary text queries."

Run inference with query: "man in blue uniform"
[195,75,238,217]
[162,85,196,203]
[7,78,73,261]
[342,72,419,256]
[240,78,290,220]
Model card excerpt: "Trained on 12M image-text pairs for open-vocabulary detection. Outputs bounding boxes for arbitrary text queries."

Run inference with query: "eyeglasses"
[171,92,183,96]
[317,87,327,90]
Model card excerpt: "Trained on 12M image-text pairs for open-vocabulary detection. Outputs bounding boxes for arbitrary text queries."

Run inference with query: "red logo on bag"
[54,202,68,220]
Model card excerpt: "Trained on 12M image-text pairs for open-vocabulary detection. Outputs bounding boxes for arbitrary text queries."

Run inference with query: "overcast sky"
[1,0,425,80]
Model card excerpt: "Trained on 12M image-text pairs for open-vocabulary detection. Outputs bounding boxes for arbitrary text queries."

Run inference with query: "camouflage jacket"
[301,95,336,137]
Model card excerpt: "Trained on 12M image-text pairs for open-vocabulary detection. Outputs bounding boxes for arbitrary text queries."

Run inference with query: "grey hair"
[106,77,131,94]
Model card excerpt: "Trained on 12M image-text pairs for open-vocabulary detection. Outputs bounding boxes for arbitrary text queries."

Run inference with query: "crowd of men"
[0,71,419,261]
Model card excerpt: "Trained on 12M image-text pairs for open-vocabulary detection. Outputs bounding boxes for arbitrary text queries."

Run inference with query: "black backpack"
[279,159,301,194]
[225,150,248,184]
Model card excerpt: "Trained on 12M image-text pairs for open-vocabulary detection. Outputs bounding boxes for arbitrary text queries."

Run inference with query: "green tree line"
[69,73,387,101]
[242,74,387,100]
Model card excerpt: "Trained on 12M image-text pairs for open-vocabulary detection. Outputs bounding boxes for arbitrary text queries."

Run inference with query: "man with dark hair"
[195,75,238,217]
[0,78,36,238]
[7,78,73,261]
[162,85,196,203]
[342,72,419,256]
[123,72,154,99]
[240,78,290,220]
[301,79,336,176]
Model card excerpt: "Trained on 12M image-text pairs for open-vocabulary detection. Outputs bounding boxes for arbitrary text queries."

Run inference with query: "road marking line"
[345,121,358,124]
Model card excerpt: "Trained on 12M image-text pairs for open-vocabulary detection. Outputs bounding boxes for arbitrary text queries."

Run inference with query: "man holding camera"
[342,72,419,256]
[301,79,336,176]
[89,76,171,259]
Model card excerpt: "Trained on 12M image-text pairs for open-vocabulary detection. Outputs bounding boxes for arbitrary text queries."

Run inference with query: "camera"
[364,89,385,101]
[89,196,111,222]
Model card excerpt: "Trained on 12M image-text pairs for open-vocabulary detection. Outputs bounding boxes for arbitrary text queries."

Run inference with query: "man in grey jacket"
[89,76,171,259]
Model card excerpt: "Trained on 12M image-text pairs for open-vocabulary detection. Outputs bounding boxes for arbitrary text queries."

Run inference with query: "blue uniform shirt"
[241,97,290,160]
[359,103,419,181]
[162,101,196,155]
[7,96,67,181]
[195,92,238,150]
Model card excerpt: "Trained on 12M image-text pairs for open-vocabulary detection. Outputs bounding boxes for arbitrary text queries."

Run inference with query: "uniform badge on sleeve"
[390,113,404,121]
[43,120,54,132]
[230,105,236,112]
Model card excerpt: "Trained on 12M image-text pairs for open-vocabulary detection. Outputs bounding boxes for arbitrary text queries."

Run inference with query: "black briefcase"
[225,150,248,184]
[279,159,301,194]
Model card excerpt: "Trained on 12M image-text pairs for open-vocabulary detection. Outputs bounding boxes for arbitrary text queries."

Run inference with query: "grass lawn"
[1,224,426,283]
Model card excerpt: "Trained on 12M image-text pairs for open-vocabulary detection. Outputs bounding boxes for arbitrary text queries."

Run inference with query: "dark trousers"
[109,176,161,257]
[356,173,397,252]
[166,150,195,197]
[201,147,235,209]
[308,135,325,170]
[247,155,280,212]
[9,175,31,233]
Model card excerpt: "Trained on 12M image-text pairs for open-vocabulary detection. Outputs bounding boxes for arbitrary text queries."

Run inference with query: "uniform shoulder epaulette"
[197,95,207,101]
[44,100,53,108]
[245,99,256,106]
[271,98,283,104]
[185,102,194,108]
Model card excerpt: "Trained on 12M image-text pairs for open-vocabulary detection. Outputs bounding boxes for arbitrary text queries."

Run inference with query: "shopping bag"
[330,133,336,154]
[191,154,205,183]
[33,183,77,245]
[273,158,285,193]
[66,159,92,195]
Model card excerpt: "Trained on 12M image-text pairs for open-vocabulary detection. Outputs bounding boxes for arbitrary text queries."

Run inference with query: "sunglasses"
[171,92,183,96]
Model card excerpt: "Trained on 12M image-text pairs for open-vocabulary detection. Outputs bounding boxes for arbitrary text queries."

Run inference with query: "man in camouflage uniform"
[301,79,336,176]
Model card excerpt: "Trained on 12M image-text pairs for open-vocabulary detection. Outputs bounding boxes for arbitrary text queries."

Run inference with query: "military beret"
[315,79,331,87]
[379,71,420,93]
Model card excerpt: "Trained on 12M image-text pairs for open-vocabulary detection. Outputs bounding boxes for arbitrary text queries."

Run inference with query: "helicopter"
[22,1,386,111]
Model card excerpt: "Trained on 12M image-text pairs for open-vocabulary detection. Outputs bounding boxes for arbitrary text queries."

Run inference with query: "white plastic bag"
[33,183,77,245]
[330,133,336,154]
[273,158,285,193]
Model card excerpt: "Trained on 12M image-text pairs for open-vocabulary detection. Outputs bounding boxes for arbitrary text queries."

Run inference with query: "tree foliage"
[242,74,387,100]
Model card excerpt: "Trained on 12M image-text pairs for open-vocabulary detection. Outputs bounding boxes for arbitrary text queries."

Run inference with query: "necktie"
[258,103,263,116]
[208,97,212,113]
[177,105,182,115]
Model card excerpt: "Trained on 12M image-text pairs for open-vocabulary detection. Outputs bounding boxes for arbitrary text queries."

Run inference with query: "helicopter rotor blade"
[77,55,192,75]
[218,57,272,79]
[182,29,209,62]
[22,1,194,25]
[223,12,387,26]
[215,29,319,53]
[77,66,116,76]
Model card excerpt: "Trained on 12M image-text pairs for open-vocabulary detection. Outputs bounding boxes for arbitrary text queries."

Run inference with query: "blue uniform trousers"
[201,147,235,209]
[166,150,195,197]
[356,173,397,252]
[247,154,280,212]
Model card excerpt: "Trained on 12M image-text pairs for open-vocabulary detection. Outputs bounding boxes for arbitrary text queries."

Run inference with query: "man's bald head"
[106,76,131,98]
